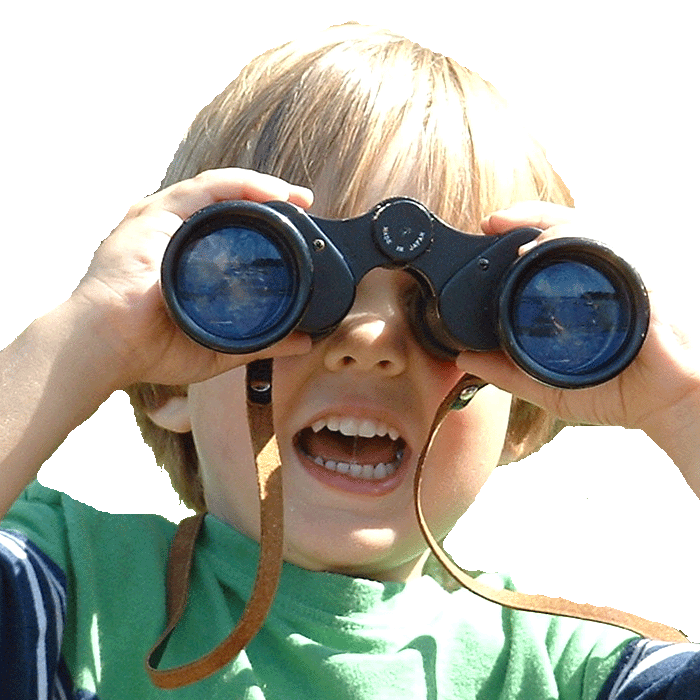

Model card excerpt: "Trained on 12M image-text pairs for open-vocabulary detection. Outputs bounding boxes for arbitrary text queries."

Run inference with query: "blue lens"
[175,227,296,341]
[511,261,630,375]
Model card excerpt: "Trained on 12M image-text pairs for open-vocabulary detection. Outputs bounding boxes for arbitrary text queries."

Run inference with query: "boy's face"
[186,263,512,582]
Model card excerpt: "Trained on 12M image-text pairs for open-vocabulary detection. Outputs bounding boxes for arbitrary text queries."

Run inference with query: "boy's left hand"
[456,202,700,491]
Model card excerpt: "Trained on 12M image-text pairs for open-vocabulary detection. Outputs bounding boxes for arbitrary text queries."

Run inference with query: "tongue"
[302,429,398,465]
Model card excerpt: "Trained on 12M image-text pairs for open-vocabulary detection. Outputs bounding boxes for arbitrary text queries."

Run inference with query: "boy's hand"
[457,202,700,486]
[1,168,314,515]
[71,168,314,389]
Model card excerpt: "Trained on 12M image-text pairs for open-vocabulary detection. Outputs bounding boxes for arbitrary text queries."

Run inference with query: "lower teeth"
[309,450,403,480]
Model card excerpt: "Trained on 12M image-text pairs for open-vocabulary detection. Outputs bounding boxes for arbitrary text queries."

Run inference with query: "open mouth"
[295,415,406,482]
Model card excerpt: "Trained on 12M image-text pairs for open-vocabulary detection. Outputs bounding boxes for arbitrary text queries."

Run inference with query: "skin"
[2,169,699,585]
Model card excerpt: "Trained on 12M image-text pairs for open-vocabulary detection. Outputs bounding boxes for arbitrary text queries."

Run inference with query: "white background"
[2,1,699,641]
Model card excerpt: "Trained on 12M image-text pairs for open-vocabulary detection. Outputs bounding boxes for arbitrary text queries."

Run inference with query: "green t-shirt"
[2,482,635,698]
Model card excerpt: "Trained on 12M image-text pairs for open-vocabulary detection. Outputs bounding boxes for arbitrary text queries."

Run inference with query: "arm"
[0,297,123,517]
[0,168,313,520]
[599,638,700,700]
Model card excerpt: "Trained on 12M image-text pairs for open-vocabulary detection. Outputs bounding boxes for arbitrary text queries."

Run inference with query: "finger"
[288,185,315,209]
[217,332,313,370]
[134,168,314,223]
[517,224,576,256]
[211,333,313,383]
[480,201,575,235]
[455,348,552,407]
[256,332,313,360]
[455,349,520,388]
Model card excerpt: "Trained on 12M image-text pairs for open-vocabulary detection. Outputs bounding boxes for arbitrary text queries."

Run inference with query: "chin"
[281,515,428,582]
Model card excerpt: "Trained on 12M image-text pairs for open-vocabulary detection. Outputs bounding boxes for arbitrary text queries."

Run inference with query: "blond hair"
[127,23,570,511]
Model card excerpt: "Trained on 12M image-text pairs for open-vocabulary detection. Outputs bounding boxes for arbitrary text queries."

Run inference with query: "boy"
[1,23,698,699]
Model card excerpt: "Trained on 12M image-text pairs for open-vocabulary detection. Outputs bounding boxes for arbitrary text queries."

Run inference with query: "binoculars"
[161,197,649,388]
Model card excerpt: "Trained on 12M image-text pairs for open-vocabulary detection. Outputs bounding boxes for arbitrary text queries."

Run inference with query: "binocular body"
[161,197,649,388]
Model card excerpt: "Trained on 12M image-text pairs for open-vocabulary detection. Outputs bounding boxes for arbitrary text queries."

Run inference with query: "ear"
[146,396,192,434]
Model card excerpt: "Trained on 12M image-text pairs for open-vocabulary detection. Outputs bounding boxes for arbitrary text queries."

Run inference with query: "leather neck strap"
[146,359,284,688]
[146,361,687,689]
[412,377,688,643]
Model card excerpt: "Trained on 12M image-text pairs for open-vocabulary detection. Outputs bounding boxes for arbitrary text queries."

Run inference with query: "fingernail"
[518,240,538,256]
[292,185,314,202]
[479,213,494,232]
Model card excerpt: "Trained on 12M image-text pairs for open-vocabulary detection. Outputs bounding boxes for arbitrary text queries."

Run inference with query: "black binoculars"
[161,197,649,388]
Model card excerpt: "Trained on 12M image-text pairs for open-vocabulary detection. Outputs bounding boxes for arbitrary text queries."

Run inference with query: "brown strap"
[413,375,688,643]
[146,359,285,688]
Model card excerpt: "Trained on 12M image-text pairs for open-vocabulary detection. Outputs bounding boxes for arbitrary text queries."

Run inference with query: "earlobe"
[146,396,192,433]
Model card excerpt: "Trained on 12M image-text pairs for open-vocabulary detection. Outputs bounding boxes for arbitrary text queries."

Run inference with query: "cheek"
[188,367,251,458]
[420,387,511,530]
[187,368,258,516]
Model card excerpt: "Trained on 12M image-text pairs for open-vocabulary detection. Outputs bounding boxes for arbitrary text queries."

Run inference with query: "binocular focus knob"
[372,199,433,262]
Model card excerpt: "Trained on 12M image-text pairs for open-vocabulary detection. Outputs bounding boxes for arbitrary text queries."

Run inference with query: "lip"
[295,442,411,496]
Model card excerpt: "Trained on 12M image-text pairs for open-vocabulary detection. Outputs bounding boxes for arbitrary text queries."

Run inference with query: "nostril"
[336,355,393,371]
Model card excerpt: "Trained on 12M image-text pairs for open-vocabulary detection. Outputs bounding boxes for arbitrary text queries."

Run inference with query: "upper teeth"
[311,416,400,441]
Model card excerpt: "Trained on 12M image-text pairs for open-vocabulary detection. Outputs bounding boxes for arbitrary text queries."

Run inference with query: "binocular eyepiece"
[161,197,649,388]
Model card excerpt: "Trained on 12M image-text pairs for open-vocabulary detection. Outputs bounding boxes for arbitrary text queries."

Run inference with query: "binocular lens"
[501,240,648,387]
[174,226,297,344]
[511,260,629,372]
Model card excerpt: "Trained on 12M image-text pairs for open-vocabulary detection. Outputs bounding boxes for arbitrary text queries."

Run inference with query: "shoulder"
[1,481,177,576]
[435,572,640,697]
[0,483,182,697]
[443,571,700,699]
[599,638,700,700]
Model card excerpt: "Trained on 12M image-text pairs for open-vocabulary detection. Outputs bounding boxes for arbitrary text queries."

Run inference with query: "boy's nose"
[322,269,410,376]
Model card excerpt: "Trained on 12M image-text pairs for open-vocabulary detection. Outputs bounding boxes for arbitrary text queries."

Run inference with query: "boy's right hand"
[70,168,314,390]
